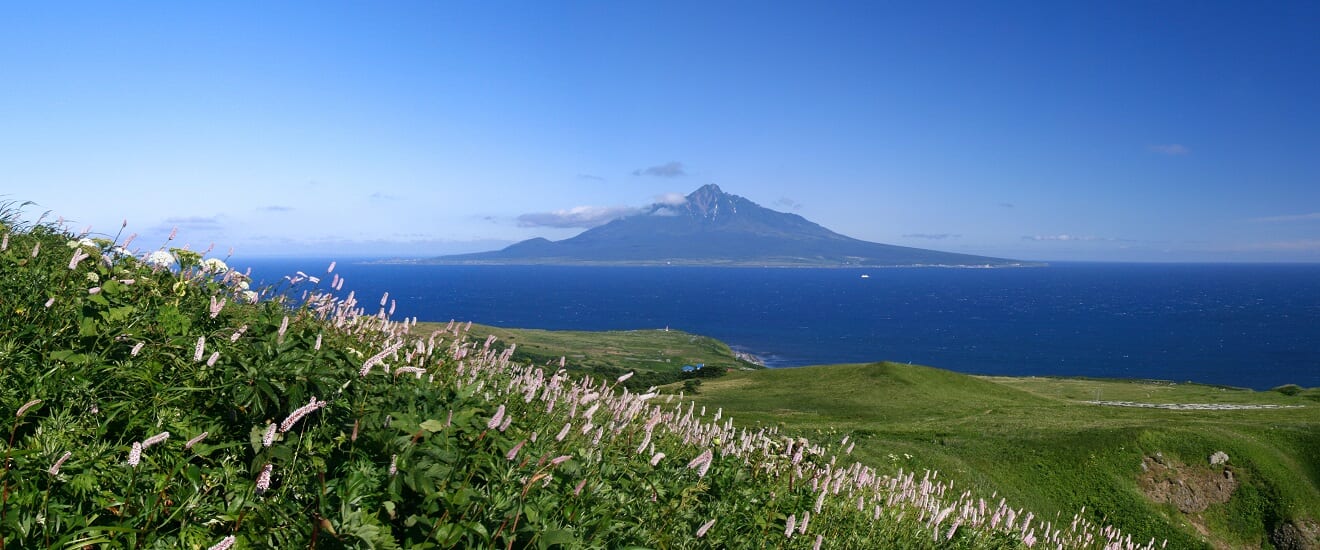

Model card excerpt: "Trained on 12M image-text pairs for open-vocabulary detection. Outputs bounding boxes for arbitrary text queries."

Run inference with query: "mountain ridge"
[431,185,1035,267]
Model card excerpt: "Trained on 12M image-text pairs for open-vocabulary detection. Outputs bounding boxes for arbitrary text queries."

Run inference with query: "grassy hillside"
[422,322,759,391]
[0,205,1167,548]
[689,363,1320,548]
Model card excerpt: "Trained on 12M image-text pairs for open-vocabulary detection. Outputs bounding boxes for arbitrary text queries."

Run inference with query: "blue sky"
[3,1,1318,261]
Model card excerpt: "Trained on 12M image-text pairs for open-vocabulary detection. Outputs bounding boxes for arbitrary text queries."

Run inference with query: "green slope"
[690,362,1320,548]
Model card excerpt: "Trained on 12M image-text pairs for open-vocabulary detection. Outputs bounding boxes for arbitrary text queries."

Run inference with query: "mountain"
[433,185,1030,267]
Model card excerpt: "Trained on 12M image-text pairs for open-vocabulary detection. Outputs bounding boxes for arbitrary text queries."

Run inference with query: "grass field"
[402,322,1320,547]
[688,362,1320,549]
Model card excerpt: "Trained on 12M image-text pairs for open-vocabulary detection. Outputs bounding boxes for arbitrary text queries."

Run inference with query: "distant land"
[422,184,1035,267]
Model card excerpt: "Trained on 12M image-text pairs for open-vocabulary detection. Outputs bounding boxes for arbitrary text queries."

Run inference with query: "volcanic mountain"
[435,185,1027,267]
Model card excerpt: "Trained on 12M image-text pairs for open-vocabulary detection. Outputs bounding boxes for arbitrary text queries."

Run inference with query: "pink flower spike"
[142,431,170,448]
[207,535,236,550]
[16,399,41,418]
[255,463,273,494]
[550,455,572,466]
[127,442,142,467]
[696,519,716,538]
[185,431,209,449]
[44,297,55,308]
[207,351,220,366]
[262,423,277,447]
[327,261,336,273]
[506,439,526,461]
[487,404,505,430]
[194,337,205,362]
[131,342,145,356]
[48,451,72,476]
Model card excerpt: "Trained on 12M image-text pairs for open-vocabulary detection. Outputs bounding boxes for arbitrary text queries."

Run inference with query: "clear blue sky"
[4,1,1318,261]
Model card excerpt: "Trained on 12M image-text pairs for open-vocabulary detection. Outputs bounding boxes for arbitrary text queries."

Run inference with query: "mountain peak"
[688,183,725,199]
[436,185,1028,267]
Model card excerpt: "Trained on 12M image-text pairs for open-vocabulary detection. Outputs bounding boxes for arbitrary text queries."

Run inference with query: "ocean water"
[238,260,1320,390]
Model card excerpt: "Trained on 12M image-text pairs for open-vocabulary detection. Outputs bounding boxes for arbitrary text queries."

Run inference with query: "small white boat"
[860,274,870,279]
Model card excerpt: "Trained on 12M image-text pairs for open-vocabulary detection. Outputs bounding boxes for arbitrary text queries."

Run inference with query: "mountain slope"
[436,185,1030,267]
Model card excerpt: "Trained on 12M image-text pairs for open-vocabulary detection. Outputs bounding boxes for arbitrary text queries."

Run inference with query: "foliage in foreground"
[0,207,1161,548]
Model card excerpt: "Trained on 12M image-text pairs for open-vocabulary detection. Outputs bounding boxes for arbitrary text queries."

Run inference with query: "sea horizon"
[235,259,1320,391]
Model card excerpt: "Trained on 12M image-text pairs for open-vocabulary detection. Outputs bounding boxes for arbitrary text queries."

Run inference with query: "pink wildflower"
[262,423,277,447]
[69,248,90,269]
[131,342,144,356]
[255,463,273,494]
[487,404,505,430]
[556,422,571,441]
[31,241,39,258]
[687,449,713,477]
[194,337,205,362]
[813,534,823,550]
[506,439,526,461]
[696,519,716,538]
[142,431,170,448]
[127,442,142,467]
[280,397,326,432]
[389,454,398,476]
[327,261,336,273]
[573,478,587,496]
[617,371,634,383]
[650,452,666,466]
[785,514,796,538]
[230,325,248,342]
[16,399,41,417]
[185,431,209,449]
[207,535,236,550]
[49,451,72,476]
[551,455,572,466]
[44,297,55,308]
[88,287,101,295]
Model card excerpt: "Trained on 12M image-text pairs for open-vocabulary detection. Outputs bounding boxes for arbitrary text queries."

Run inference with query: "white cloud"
[1148,144,1190,155]
[1228,239,1320,251]
[653,192,687,206]
[1023,234,1111,242]
[517,205,641,228]
[903,233,961,240]
[1249,212,1320,223]
[633,161,687,178]
[775,197,803,210]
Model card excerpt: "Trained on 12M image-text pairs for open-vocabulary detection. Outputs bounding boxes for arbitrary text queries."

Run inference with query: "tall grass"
[0,204,1161,548]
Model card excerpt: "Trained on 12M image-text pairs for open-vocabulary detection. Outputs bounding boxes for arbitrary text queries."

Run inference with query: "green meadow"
[461,324,1320,549]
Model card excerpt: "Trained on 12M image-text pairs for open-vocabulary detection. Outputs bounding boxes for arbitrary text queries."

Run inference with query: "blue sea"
[238,261,1320,390]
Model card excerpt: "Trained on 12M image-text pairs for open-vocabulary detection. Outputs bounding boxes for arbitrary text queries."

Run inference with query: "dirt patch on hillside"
[1138,453,1237,513]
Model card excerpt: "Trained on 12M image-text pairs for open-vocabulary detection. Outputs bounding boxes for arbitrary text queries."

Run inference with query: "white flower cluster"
[145,250,176,268]
[200,258,228,274]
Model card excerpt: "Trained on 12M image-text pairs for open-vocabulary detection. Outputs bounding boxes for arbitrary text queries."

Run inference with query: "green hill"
[688,363,1320,548]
